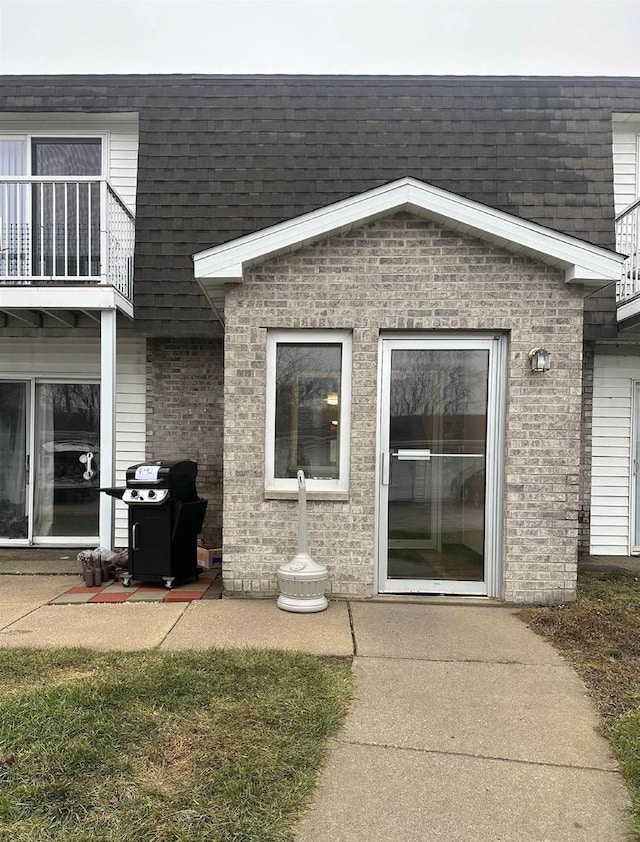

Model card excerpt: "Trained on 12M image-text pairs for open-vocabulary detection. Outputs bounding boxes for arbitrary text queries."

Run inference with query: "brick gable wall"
[223,213,584,603]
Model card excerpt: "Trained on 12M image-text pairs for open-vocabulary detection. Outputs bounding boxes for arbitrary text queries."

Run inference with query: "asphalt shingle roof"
[1,74,637,338]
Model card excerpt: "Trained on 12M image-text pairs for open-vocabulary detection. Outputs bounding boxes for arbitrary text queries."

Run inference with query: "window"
[0,136,103,277]
[32,137,102,176]
[265,330,352,493]
[0,136,102,176]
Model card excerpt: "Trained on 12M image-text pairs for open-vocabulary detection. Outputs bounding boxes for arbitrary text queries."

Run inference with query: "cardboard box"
[197,547,222,569]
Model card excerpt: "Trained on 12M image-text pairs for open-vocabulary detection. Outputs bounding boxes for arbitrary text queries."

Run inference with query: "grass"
[0,648,354,842]
[519,571,640,837]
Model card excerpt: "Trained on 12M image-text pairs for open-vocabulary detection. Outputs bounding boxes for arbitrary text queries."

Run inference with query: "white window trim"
[265,329,352,494]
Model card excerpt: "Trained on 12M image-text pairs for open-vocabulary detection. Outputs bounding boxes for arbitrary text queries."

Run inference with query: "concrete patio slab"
[161,599,353,656]
[343,658,617,769]
[295,742,631,842]
[351,603,562,664]
[0,603,187,649]
[0,548,79,575]
[0,575,79,604]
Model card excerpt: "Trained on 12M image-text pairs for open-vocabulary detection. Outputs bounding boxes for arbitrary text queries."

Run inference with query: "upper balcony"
[616,199,640,325]
[0,176,135,320]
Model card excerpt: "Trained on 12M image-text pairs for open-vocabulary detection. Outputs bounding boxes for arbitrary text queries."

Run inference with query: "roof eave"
[193,177,623,292]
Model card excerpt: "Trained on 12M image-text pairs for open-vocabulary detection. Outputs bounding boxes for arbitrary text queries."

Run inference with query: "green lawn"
[0,648,353,842]
[519,571,640,838]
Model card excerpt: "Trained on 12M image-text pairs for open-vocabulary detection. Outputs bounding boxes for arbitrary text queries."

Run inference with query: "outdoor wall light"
[528,347,551,373]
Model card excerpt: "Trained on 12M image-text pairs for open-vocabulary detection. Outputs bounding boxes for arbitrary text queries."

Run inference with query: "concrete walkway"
[0,575,633,839]
[296,603,632,842]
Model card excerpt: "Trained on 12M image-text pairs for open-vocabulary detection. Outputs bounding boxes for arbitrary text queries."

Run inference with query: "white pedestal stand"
[277,470,329,613]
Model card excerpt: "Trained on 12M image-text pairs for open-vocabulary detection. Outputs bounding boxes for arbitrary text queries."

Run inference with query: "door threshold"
[368,593,504,607]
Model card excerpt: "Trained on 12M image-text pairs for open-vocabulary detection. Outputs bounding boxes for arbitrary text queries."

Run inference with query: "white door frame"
[0,375,101,547]
[31,378,101,547]
[375,334,506,597]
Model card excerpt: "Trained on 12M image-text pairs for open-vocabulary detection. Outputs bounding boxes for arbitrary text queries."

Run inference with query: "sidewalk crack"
[0,603,43,633]
[156,602,189,648]
[355,654,564,666]
[347,600,358,656]
[333,738,621,774]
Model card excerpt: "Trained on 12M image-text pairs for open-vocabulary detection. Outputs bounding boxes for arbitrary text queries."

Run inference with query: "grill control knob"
[130,489,138,498]
[148,490,156,499]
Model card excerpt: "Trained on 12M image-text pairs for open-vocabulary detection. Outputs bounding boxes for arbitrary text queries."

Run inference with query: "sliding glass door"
[33,383,100,539]
[0,379,100,544]
[0,381,29,539]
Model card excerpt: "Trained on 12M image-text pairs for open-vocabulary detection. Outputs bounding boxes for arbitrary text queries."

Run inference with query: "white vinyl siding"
[0,331,145,546]
[612,130,638,215]
[113,337,146,545]
[590,352,639,554]
[0,113,138,213]
[108,129,139,212]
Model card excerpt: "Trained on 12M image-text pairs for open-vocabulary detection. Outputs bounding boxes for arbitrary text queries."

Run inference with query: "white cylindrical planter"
[277,471,329,613]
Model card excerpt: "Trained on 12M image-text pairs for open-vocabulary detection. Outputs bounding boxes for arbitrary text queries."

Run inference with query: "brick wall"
[579,342,594,556]
[146,338,224,546]
[223,213,585,604]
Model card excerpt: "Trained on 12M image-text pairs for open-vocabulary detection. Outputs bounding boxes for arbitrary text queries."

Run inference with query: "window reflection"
[34,383,100,537]
[275,344,341,479]
[388,349,489,582]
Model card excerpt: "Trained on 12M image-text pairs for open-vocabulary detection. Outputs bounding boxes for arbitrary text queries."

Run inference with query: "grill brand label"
[135,465,160,482]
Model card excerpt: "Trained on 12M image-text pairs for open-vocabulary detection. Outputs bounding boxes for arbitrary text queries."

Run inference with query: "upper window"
[0,137,103,278]
[265,330,352,493]
[32,138,102,176]
[0,137,102,176]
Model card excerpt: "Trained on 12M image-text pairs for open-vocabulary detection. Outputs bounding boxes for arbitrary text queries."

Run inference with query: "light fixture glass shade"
[326,392,339,405]
[528,348,551,373]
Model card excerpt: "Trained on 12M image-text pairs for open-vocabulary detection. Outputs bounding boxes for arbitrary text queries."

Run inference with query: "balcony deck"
[616,198,640,326]
[0,177,134,322]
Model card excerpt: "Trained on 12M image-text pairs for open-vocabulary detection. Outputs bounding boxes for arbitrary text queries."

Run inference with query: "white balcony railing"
[616,198,640,304]
[0,177,134,301]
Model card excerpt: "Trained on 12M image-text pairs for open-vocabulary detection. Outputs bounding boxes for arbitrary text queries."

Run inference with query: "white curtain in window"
[0,140,28,276]
[0,139,26,176]
[0,382,27,538]
[33,385,55,537]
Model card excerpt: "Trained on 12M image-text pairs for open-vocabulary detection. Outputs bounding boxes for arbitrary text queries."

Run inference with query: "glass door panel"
[380,339,499,595]
[0,140,29,277]
[0,381,29,539]
[31,138,102,277]
[33,383,100,538]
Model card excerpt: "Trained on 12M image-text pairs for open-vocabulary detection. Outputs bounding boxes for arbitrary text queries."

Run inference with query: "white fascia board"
[403,181,623,280]
[564,265,618,287]
[0,285,133,317]
[195,184,405,280]
[617,296,640,325]
[193,177,624,287]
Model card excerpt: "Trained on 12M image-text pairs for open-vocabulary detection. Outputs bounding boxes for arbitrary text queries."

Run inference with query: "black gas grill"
[103,460,208,589]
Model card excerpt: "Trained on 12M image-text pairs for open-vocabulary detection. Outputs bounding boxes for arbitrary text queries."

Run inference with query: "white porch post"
[99,309,117,548]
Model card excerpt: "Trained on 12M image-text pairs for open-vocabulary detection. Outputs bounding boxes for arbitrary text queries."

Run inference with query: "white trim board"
[193,177,624,302]
[0,286,134,319]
